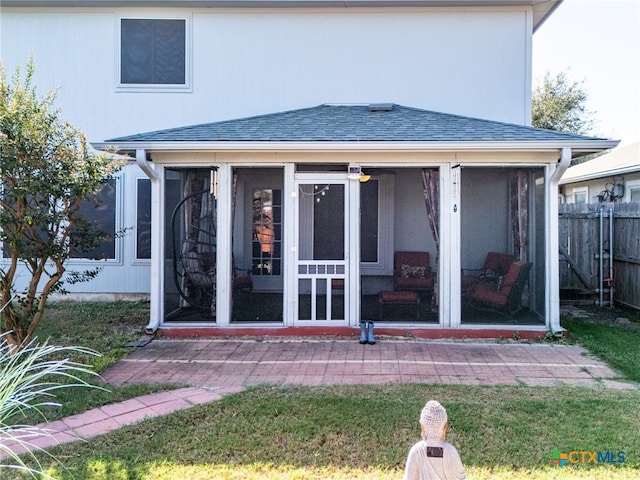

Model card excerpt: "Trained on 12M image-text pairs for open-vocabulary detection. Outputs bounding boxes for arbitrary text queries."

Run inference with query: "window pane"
[137,179,151,259]
[631,188,640,202]
[121,19,186,85]
[70,179,117,259]
[574,191,587,204]
[252,189,282,276]
[313,184,344,260]
[360,179,379,262]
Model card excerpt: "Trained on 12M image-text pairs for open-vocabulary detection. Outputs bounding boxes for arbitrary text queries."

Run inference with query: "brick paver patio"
[101,338,636,390]
[2,336,636,458]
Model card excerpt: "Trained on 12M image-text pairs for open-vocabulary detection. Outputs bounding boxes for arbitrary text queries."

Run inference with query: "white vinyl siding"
[2,8,530,140]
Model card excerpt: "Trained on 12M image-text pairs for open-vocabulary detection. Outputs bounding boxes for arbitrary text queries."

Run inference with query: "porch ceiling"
[96,104,617,156]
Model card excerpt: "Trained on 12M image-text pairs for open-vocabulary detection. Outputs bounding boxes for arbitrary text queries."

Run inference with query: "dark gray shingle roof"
[107,104,609,144]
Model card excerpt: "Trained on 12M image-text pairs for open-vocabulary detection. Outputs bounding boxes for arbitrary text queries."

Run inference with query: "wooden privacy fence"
[559,202,640,310]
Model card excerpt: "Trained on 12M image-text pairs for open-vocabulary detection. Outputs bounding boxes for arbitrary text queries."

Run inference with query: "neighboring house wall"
[1,6,534,143]
[560,142,640,204]
[561,173,640,204]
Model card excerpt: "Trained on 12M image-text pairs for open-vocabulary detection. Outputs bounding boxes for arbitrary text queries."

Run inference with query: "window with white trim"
[252,189,282,276]
[119,18,189,89]
[136,178,152,259]
[573,187,588,204]
[626,179,640,202]
[70,178,117,260]
[360,175,394,275]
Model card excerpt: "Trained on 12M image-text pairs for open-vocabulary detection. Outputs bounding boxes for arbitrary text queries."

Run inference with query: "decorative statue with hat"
[402,400,466,480]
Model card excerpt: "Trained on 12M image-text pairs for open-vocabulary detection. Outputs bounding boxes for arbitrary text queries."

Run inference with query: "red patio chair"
[393,251,434,294]
[466,260,531,318]
[461,251,515,292]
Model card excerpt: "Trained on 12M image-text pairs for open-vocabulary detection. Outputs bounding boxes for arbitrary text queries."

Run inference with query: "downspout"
[136,149,161,334]
[550,147,571,184]
[548,147,571,333]
[136,148,158,182]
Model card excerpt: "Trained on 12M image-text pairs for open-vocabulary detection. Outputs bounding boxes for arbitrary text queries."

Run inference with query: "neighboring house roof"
[559,141,640,184]
[4,0,561,32]
[100,103,616,153]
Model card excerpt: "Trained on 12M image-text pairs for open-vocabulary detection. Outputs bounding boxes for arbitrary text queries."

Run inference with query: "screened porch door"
[295,175,350,325]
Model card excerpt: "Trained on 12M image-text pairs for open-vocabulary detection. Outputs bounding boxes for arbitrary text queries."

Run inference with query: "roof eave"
[4,0,561,30]
[532,0,562,33]
[92,139,619,153]
[560,165,640,185]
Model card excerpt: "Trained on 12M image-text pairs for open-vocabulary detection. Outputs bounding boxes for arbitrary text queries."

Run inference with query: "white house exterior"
[1,0,618,336]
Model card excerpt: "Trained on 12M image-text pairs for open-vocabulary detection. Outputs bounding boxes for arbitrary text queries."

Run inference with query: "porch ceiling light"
[348,164,370,182]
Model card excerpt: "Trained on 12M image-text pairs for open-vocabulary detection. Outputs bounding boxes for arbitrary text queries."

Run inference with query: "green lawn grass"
[2,301,639,479]
[17,301,170,423]
[561,314,640,383]
[8,384,640,480]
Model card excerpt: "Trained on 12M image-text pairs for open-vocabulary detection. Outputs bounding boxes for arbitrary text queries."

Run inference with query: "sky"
[532,0,640,146]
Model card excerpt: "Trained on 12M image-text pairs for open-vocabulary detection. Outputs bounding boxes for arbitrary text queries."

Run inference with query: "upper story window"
[119,17,190,91]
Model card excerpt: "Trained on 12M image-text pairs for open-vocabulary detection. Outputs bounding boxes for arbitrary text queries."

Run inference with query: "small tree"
[0,59,121,349]
[532,71,595,135]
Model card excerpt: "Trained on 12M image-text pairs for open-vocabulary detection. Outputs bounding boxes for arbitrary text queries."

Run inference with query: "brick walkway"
[2,337,636,459]
[101,338,634,389]
[0,386,242,460]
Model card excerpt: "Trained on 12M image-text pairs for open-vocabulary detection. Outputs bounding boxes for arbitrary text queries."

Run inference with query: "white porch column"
[348,175,361,327]
[137,150,164,334]
[283,163,296,326]
[546,147,571,332]
[216,164,232,326]
[444,163,461,328]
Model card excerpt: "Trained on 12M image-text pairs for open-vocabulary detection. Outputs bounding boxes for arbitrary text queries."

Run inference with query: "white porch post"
[444,163,461,328]
[149,165,165,331]
[137,150,164,334]
[283,163,296,326]
[216,164,232,326]
[547,147,571,332]
[348,175,361,327]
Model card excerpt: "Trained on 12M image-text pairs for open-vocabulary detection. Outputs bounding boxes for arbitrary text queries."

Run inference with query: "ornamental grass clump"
[0,332,103,478]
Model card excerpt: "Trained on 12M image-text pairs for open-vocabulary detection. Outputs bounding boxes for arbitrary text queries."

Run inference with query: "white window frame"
[572,186,588,204]
[116,15,192,92]
[360,174,394,276]
[67,174,123,265]
[135,177,152,262]
[625,179,640,202]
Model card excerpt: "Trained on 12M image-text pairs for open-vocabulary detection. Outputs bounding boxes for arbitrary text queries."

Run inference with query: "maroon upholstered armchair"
[466,260,531,318]
[393,251,434,293]
[461,251,515,292]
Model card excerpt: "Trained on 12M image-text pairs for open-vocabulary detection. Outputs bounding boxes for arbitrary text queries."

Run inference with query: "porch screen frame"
[292,172,358,326]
